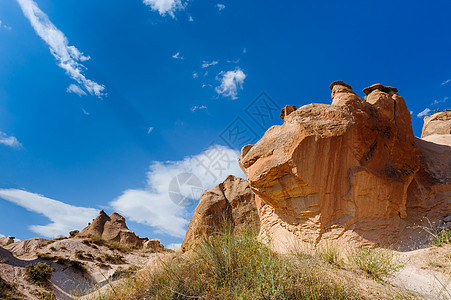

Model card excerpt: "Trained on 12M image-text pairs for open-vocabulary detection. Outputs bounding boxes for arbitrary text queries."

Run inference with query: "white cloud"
[172,52,183,59]
[216,4,225,11]
[441,79,451,86]
[192,72,198,78]
[81,108,90,116]
[143,0,186,18]
[0,189,98,238]
[147,126,154,134]
[17,0,105,97]
[0,131,22,148]
[417,108,431,118]
[110,145,245,238]
[0,234,4,238]
[167,243,181,250]
[190,105,207,112]
[188,16,194,22]
[67,84,87,96]
[0,20,12,30]
[202,60,218,68]
[215,68,246,100]
[432,96,448,105]
[243,48,247,54]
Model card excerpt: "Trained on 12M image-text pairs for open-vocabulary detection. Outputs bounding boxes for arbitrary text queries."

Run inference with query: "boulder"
[421,111,451,138]
[239,82,427,251]
[182,175,260,251]
[143,239,164,251]
[79,210,143,246]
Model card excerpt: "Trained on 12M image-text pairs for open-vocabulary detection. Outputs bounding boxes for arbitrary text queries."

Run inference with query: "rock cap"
[330,81,353,91]
[363,83,398,96]
[280,105,297,120]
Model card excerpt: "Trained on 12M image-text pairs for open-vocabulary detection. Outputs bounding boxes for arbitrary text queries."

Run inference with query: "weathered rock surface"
[5,238,47,256]
[182,175,260,251]
[0,236,15,247]
[143,239,164,251]
[239,81,450,251]
[421,111,451,138]
[79,210,146,246]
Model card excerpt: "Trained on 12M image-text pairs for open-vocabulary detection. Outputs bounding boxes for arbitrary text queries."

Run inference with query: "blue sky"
[0,0,450,249]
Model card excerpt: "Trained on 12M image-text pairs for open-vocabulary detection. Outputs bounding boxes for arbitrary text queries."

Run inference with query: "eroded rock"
[182,175,260,251]
[79,210,146,246]
[240,82,425,251]
[421,111,451,138]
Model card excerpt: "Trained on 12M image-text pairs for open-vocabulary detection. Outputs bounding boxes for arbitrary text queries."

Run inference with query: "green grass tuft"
[351,247,404,281]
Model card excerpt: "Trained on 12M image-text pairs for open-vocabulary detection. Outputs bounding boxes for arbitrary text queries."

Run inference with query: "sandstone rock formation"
[421,110,451,138]
[238,81,450,251]
[280,105,297,119]
[182,175,260,251]
[0,236,15,247]
[79,210,146,246]
[143,239,164,251]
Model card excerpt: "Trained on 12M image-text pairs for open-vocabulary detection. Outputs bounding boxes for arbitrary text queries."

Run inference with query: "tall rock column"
[239,82,420,251]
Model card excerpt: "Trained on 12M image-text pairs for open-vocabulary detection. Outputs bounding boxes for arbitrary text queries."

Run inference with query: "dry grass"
[351,247,404,281]
[84,236,138,253]
[24,262,54,286]
[0,275,22,299]
[97,229,385,300]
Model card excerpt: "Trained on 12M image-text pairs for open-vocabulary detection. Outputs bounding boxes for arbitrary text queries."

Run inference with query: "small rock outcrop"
[421,110,451,138]
[79,211,145,246]
[143,239,164,251]
[0,236,15,247]
[182,175,260,251]
[238,81,450,251]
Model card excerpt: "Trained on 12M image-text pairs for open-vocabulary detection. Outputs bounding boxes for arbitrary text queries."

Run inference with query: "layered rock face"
[79,210,146,246]
[182,175,260,251]
[239,82,450,251]
[421,111,451,138]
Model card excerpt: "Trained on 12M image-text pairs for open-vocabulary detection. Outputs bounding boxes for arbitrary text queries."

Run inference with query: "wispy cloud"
[0,20,12,30]
[190,105,207,112]
[417,108,431,118]
[0,189,98,238]
[167,243,181,250]
[143,0,186,18]
[81,108,90,116]
[0,131,22,148]
[17,0,105,97]
[432,96,448,105]
[215,68,246,100]
[147,126,154,134]
[216,4,226,11]
[192,72,198,78]
[188,16,194,22]
[202,60,218,68]
[172,52,183,59]
[441,79,451,86]
[110,145,244,238]
[67,84,87,96]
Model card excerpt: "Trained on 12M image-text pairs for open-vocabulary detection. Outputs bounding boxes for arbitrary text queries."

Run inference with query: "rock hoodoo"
[182,175,260,251]
[236,81,449,251]
[79,210,147,246]
[421,110,451,138]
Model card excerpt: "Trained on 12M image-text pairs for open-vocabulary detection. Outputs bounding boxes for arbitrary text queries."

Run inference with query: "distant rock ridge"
[421,110,451,138]
[79,210,149,246]
[183,81,450,252]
